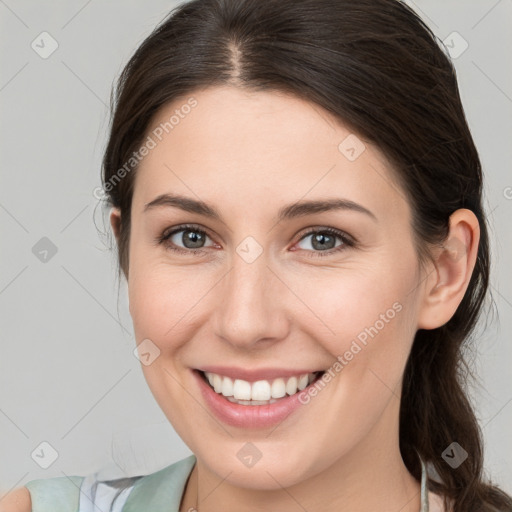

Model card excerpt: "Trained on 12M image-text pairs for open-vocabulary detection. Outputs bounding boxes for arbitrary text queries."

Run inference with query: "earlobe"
[417,208,480,330]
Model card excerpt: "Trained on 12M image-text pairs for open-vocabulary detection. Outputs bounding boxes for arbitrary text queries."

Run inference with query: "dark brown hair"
[100,0,512,510]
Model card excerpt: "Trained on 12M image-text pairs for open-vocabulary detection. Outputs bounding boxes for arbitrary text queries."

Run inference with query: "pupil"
[312,233,334,251]
[184,230,204,248]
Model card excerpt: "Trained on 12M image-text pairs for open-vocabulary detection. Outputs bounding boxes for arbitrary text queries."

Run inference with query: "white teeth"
[298,374,309,391]
[221,376,234,397]
[271,378,286,399]
[285,376,298,395]
[227,397,279,405]
[233,379,252,400]
[251,380,271,401]
[203,371,320,403]
[213,373,222,393]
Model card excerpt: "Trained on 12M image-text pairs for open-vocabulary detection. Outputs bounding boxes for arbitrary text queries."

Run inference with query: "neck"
[180,397,421,512]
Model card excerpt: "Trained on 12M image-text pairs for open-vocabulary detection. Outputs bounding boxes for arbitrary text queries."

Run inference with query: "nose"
[213,248,290,351]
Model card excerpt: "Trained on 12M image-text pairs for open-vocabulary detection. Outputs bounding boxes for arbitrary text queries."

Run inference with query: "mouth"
[196,369,326,405]
[192,368,327,428]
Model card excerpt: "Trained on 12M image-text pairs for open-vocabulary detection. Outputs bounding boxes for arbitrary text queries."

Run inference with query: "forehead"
[132,85,409,223]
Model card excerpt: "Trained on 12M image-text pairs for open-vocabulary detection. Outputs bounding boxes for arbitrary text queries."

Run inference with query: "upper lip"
[195,366,324,382]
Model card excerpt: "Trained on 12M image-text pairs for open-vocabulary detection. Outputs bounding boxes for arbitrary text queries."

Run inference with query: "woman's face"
[121,85,428,489]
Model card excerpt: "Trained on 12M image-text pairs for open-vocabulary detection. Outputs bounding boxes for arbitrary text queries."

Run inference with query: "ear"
[110,207,122,244]
[417,208,480,330]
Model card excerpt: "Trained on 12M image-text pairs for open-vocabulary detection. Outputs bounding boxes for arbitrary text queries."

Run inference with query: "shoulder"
[81,454,196,512]
[0,486,31,512]
[121,454,196,511]
[24,475,84,512]
[20,454,196,512]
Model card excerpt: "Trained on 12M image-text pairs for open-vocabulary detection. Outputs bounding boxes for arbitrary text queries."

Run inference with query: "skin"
[3,86,478,512]
[0,487,31,512]
[102,85,478,512]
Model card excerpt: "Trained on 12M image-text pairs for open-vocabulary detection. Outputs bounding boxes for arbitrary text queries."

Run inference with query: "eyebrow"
[143,193,377,223]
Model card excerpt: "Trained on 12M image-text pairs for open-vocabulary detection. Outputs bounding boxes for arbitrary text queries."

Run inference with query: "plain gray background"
[1,0,511,497]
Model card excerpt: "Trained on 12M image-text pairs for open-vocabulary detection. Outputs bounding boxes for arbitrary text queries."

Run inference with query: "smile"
[193,368,326,428]
[202,371,320,405]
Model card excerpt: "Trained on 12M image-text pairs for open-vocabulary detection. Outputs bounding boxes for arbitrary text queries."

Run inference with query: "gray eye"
[297,232,343,251]
[170,229,212,249]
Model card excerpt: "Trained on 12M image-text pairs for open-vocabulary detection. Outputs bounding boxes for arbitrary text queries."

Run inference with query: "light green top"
[26,454,196,512]
[25,454,439,511]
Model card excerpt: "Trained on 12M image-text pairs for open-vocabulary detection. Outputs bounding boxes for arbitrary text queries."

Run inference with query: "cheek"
[127,259,202,429]
[294,268,418,461]
[305,264,417,355]
[297,260,420,425]
[128,257,213,348]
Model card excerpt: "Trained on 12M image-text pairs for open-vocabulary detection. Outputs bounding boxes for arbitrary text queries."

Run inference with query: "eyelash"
[156,223,356,258]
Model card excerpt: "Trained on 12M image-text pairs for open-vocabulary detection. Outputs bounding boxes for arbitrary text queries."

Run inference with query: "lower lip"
[192,369,322,429]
